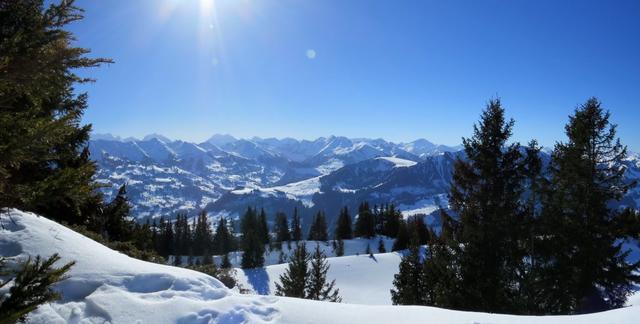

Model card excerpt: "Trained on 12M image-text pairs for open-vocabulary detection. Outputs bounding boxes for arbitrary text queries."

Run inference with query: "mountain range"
[89,134,639,229]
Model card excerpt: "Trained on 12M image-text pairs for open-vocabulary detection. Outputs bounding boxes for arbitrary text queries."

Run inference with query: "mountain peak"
[142,133,172,143]
[206,134,237,146]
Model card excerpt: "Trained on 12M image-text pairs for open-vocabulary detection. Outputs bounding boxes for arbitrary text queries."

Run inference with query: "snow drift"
[1,209,639,323]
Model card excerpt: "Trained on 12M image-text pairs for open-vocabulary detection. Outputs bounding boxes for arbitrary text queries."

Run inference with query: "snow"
[2,209,640,323]
[230,177,321,207]
[375,156,418,168]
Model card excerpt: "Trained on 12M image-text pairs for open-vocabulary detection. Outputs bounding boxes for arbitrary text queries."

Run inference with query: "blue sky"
[71,0,640,150]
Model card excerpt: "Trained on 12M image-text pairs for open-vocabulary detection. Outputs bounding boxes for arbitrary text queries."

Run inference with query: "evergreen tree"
[193,210,213,256]
[425,99,528,313]
[258,208,271,245]
[213,217,233,255]
[306,245,341,302]
[538,98,639,313]
[240,207,265,268]
[275,242,309,298]
[392,220,410,251]
[334,206,353,240]
[355,202,375,238]
[307,211,328,241]
[390,244,425,305]
[291,207,303,241]
[274,212,291,242]
[0,0,111,225]
[0,254,74,323]
[382,204,401,238]
[102,184,133,241]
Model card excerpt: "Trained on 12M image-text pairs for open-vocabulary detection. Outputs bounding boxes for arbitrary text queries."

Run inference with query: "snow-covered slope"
[2,209,640,323]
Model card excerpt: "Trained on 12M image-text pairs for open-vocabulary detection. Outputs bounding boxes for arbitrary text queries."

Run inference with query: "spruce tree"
[390,244,425,305]
[355,202,375,238]
[240,207,265,268]
[291,207,303,241]
[213,217,233,255]
[275,242,309,298]
[392,220,410,251]
[274,212,291,243]
[334,206,353,240]
[102,184,133,241]
[258,208,271,245]
[306,245,341,302]
[307,211,328,241]
[0,0,111,225]
[0,254,74,323]
[425,99,528,313]
[539,98,640,313]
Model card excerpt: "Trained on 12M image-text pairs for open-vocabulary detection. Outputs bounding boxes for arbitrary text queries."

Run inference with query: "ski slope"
[2,209,640,323]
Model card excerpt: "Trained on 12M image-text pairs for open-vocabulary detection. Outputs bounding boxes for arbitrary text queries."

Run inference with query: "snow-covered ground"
[2,209,640,323]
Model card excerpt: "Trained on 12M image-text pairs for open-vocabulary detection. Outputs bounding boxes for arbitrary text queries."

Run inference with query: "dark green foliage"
[101,185,133,241]
[392,220,410,251]
[334,206,352,240]
[0,254,74,323]
[306,244,341,302]
[240,207,265,268]
[258,208,270,245]
[382,204,402,238]
[390,245,425,305]
[275,242,309,298]
[213,217,234,255]
[0,0,111,225]
[423,99,529,313]
[291,207,302,241]
[193,210,213,256]
[537,98,639,314]
[307,211,328,241]
[355,202,376,238]
[274,212,291,242]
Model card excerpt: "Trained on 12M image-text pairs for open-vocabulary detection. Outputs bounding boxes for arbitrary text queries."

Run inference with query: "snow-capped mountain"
[89,134,640,228]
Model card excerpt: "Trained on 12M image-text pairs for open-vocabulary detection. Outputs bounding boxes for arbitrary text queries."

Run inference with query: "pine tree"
[306,244,341,302]
[0,0,111,225]
[334,206,353,240]
[193,210,213,257]
[102,184,133,241]
[275,242,309,298]
[240,207,265,268]
[382,204,401,238]
[424,99,528,313]
[258,208,270,245]
[213,217,233,255]
[307,211,328,241]
[291,207,303,241]
[274,212,291,243]
[0,254,75,323]
[392,220,410,251]
[390,244,425,305]
[355,202,375,238]
[538,98,640,313]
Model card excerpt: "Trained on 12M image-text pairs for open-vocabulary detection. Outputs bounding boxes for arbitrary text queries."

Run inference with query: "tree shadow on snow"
[246,268,270,295]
